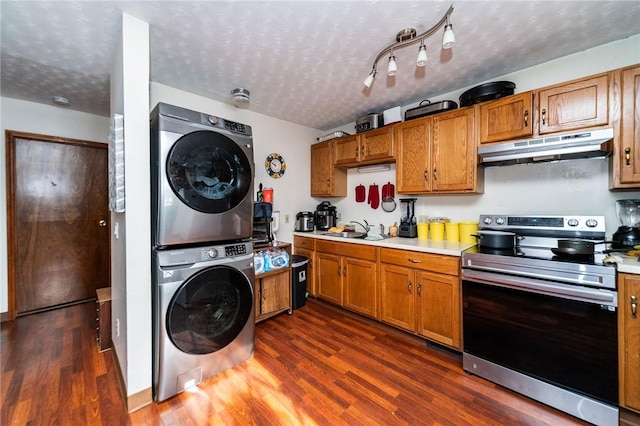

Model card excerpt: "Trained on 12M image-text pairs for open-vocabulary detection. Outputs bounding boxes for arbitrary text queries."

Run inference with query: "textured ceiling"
[2,1,640,131]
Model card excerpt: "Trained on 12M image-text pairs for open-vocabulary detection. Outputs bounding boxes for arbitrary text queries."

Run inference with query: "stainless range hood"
[478,128,613,167]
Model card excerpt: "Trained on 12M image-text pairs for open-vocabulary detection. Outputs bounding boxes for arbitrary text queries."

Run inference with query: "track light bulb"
[416,44,428,67]
[363,70,376,88]
[387,55,397,76]
[442,23,455,49]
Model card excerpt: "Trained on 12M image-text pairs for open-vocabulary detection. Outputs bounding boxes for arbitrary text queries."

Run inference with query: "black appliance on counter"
[295,211,314,232]
[252,202,273,247]
[314,201,337,231]
[398,198,417,238]
[612,199,640,248]
[461,214,617,426]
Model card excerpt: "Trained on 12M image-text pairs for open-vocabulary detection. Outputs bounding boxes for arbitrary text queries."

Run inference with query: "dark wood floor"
[2,298,592,425]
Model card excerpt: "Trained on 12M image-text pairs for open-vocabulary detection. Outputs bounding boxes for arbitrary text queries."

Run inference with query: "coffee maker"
[398,198,417,238]
[314,201,337,231]
[612,199,640,248]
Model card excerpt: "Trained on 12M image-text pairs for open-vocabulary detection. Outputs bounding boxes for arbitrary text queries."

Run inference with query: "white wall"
[109,12,152,404]
[150,82,323,244]
[325,35,640,238]
[0,98,110,313]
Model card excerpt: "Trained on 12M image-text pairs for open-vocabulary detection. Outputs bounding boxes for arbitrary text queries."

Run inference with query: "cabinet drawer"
[294,236,315,250]
[316,240,376,261]
[379,248,459,276]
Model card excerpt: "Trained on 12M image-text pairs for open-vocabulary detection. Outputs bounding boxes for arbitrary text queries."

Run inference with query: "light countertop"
[293,231,475,257]
[616,255,640,275]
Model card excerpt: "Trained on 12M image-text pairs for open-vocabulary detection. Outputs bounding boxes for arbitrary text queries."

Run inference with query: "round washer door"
[167,265,253,355]
[166,130,252,213]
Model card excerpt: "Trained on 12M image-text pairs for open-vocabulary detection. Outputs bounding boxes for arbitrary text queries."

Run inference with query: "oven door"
[462,269,618,407]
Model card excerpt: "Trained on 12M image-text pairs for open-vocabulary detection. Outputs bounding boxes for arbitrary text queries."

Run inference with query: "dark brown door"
[6,131,110,316]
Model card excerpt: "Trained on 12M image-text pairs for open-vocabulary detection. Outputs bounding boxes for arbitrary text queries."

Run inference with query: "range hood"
[478,128,613,167]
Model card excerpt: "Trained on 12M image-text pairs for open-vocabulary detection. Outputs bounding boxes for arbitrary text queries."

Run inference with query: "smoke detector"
[231,88,250,108]
[52,96,70,107]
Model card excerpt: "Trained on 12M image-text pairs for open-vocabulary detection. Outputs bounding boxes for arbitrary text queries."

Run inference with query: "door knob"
[99,220,107,227]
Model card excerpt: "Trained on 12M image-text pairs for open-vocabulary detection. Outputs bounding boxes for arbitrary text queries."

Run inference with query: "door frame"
[4,130,109,321]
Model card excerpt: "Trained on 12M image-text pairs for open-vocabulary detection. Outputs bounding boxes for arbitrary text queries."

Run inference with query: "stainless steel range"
[461,214,618,426]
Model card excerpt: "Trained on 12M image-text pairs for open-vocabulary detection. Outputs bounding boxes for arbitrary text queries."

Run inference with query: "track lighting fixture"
[362,4,455,88]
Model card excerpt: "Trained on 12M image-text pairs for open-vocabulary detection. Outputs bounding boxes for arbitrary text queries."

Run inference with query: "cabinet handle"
[408,258,422,263]
[625,147,631,166]
[337,266,341,277]
[541,108,546,125]
[524,110,529,127]
[424,169,429,182]
[417,281,422,296]
[408,280,413,294]
[343,266,347,276]
[632,295,638,319]
[361,145,366,157]
[355,146,359,157]
[433,168,437,181]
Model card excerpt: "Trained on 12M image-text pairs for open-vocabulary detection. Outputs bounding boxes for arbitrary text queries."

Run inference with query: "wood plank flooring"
[2,298,592,425]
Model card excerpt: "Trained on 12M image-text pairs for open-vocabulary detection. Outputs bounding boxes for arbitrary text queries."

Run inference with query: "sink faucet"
[350,220,370,233]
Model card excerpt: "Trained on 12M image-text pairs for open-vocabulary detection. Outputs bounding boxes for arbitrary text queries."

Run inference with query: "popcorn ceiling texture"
[2,1,639,131]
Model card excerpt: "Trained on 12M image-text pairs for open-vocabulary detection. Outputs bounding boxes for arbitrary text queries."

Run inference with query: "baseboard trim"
[111,346,153,412]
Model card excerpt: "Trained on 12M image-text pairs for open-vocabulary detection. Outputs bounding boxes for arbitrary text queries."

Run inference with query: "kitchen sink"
[323,231,367,239]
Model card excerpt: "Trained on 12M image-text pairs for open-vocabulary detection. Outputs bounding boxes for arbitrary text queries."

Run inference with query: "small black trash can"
[291,255,309,310]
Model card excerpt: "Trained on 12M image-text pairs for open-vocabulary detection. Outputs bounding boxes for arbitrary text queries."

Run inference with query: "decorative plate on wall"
[265,153,286,178]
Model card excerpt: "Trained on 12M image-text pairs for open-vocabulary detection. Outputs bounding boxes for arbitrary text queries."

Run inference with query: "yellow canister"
[430,222,445,241]
[459,222,479,244]
[417,223,429,240]
[445,222,460,242]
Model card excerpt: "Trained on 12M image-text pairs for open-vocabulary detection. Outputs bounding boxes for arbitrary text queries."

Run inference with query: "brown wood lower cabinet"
[254,243,292,323]
[380,248,461,350]
[619,272,640,413]
[315,240,378,319]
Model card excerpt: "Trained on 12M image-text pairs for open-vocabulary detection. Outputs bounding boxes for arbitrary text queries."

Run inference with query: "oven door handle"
[462,269,617,307]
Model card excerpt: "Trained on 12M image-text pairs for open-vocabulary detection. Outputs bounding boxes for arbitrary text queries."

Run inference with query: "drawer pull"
[408,258,422,263]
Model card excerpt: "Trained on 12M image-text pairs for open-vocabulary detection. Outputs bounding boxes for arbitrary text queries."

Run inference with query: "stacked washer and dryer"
[150,103,255,401]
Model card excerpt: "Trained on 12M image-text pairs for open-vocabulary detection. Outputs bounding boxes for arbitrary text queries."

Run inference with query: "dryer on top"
[150,102,254,248]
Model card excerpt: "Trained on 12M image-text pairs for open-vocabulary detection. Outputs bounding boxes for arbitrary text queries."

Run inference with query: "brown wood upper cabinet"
[396,106,480,194]
[615,64,640,187]
[334,126,394,167]
[479,73,610,145]
[310,140,347,197]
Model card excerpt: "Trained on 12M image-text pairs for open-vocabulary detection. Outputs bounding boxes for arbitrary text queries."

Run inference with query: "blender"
[612,199,640,248]
[398,198,417,238]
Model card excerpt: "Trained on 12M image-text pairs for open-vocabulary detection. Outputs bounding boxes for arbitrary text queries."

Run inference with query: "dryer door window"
[167,265,253,355]
[167,130,252,213]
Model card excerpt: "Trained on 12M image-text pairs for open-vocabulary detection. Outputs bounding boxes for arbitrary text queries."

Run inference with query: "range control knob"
[483,217,492,225]
[585,219,598,228]
[567,219,579,227]
[207,248,219,259]
[495,217,505,225]
[207,115,219,126]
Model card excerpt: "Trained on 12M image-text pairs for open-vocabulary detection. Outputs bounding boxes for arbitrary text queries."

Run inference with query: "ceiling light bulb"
[363,70,376,88]
[387,55,397,76]
[442,24,455,49]
[416,45,428,67]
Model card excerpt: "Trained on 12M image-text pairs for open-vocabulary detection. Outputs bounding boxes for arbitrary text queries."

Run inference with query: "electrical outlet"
[336,212,342,221]
[285,214,289,224]
[116,318,120,337]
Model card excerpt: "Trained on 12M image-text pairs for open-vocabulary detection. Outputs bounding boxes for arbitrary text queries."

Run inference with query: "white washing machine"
[153,241,255,402]
[150,102,254,248]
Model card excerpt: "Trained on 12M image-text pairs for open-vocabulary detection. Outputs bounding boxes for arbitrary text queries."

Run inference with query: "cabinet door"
[311,141,347,197]
[334,135,360,166]
[294,247,315,296]
[431,107,476,192]
[480,92,534,143]
[360,127,394,163]
[316,252,343,305]
[260,271,292,315]
[343,257,377,318]
[538,74,609,134]
[619,273,640,413]
[395,118,431,193]
[416,271,460,349]
[380,264,415,332]
[619,65,640,185]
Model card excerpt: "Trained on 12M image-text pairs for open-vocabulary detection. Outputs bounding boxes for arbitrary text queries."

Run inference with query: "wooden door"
[479,91,534,143]
[379,263,415,332]
[6,132,110,316]
[537,73,609,134]
[618,65,640,186]
[416,271,460,349]
[260,271,291,316]
[395,118,431,193]
[342,257,377,319]
[619,273,640,412]
[431,107,476,192]
[315,252,342,305]
[360,127,394,163]
[334,135,360,165]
